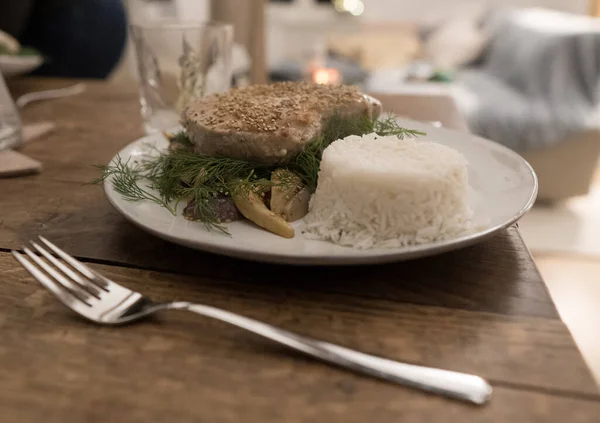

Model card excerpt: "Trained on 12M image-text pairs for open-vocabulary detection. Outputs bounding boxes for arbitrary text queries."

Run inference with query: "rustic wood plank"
[2,379,599,423]
[0,254,598,423]
[1,77,558,317]
[0,254,596,397]
[0,173,557,318]
[0,80,558,319]
[1,78,597,422]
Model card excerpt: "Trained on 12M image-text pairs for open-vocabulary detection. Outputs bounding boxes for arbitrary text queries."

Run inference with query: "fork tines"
[11,236,108,306]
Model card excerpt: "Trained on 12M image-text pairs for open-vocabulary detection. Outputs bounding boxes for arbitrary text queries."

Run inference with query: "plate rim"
[0,54,43,77]
[103,121,538,265]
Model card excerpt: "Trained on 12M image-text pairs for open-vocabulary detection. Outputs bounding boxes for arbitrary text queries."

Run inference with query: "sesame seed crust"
[182,82,377,164]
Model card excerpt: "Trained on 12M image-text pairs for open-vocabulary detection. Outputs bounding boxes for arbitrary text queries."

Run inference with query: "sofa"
[452,8,600,201]
[367,8,600,202]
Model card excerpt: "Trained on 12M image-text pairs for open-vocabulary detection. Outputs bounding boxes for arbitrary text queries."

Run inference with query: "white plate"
[104,119,537,265]
[0,55,43,78]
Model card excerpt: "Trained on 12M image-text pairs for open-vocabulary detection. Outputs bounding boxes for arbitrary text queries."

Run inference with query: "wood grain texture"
[0,254,598,423]
[1,78,598,422]
[0,80,560,318]
[0,177,557,318]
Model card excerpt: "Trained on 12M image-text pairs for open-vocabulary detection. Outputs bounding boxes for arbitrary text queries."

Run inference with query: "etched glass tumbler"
[130,21,233,134]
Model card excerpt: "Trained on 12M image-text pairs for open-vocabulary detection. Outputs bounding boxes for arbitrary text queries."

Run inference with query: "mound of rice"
[302,133,472,249]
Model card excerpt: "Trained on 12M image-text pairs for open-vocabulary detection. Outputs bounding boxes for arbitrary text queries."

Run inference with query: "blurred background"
[1,0,599,383]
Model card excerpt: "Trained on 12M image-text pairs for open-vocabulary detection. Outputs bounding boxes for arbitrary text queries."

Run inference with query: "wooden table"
[1,79,598,422]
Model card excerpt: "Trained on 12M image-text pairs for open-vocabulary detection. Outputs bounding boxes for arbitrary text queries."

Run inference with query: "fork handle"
[176,303,492,404]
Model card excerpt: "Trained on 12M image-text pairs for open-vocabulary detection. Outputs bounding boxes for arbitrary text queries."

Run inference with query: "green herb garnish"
[90,155,176,215]
[91,115,425,233]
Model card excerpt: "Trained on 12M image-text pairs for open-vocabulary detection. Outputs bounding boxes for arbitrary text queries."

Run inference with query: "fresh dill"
[90,155,176,215]
[91,114,425,232]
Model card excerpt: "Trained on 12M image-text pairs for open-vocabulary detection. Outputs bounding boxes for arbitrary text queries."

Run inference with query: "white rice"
[301,133,472,249]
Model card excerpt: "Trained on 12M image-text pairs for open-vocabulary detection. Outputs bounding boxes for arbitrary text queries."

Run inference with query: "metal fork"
[12,237,492,405]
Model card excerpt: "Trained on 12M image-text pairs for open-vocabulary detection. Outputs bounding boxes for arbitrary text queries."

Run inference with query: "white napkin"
[0,121,55,178]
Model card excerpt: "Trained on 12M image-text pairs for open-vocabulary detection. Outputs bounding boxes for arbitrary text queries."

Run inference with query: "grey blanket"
[454,8,600,152]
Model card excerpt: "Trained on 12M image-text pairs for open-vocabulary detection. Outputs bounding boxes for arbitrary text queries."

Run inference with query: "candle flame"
[312,68,341,85]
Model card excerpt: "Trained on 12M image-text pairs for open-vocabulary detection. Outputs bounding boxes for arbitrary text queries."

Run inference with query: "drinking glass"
[130,20,233,134]
[0,71,23,150]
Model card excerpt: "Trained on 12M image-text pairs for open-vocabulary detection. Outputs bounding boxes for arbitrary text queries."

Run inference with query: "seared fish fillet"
[182,82,381,164]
